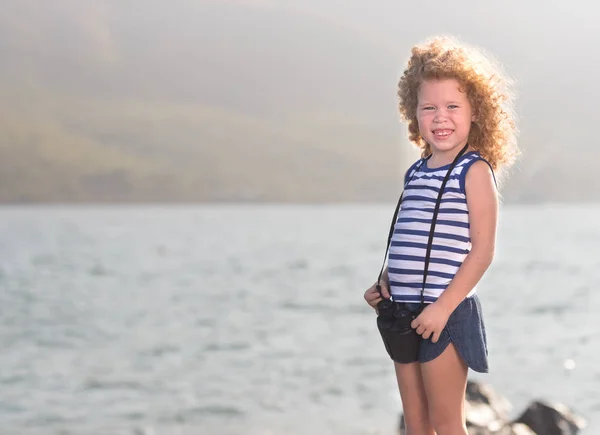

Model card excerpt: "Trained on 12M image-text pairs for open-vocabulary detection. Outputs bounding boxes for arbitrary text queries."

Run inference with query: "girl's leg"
[394,361,435,435]
[420,344,469,435]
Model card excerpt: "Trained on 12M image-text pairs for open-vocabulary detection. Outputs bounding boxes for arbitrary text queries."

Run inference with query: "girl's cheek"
[417,113,431,123]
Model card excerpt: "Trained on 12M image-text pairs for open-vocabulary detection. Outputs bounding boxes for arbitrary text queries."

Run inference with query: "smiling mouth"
[433,129,453,138]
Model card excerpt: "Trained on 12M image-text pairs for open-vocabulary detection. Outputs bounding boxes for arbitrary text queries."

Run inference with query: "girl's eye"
[448,105,459,109]
[423,106,434,111]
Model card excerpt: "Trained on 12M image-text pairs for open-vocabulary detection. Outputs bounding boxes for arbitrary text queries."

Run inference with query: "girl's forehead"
[418,78,467,99]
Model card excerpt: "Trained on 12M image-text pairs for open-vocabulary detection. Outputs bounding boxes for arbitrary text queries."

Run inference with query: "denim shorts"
[405,293,488,373]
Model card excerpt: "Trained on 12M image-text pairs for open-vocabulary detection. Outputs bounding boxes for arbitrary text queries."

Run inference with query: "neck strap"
[377,144,469,306]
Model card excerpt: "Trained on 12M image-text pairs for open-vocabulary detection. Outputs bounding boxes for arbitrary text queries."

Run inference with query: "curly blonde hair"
[397,36,519,174]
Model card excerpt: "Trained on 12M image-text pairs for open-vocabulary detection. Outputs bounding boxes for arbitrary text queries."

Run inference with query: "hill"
[0,0,598,202]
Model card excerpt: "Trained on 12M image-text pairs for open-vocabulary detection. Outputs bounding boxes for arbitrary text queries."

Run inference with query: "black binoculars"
[376,296,421,363]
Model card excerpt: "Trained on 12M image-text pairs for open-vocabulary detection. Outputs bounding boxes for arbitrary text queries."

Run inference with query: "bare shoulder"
[466,160,494,181]
[465,160,497,205]
[466,159,495,187]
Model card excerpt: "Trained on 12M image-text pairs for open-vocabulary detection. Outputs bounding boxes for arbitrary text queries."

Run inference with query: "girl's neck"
[427,144,473,168]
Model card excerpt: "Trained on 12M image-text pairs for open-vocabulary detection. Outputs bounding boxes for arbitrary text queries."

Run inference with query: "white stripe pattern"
[388,151,488,303]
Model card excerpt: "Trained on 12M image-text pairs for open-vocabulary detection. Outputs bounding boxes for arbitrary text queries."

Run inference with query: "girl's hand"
[411,302,452,343]
[363,281,390,311]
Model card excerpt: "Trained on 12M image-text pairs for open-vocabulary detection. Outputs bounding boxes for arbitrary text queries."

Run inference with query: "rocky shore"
[398,381,587,435]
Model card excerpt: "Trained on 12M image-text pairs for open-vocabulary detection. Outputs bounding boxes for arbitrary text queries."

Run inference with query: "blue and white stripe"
[388,151,489,303]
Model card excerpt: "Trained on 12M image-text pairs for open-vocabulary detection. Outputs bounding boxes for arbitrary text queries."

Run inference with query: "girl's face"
[416,78,474,156]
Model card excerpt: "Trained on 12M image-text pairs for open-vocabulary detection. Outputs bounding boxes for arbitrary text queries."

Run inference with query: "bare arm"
[411,160,498,342]
[435,160,498,314]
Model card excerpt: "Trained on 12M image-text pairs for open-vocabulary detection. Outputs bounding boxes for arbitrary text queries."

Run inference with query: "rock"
[466,400,502,430]
[462,421,536,435]
[493,423,537,435]
[397,382,586,435]
[513,400,587,435]
[400,417,535,435]
[466,380,513,421]
[464,380,512,433]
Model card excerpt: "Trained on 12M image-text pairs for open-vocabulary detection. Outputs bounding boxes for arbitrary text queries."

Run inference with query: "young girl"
[363,36,519,435]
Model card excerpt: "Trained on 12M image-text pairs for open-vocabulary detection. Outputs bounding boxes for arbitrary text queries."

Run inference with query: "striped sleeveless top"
[388,151,493,303]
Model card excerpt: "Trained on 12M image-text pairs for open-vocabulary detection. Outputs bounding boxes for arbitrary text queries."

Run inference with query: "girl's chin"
[430,142,460,151]
[427,137,468,151]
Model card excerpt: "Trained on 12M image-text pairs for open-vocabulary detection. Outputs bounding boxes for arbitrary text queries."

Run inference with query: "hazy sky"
[2,0,599,202]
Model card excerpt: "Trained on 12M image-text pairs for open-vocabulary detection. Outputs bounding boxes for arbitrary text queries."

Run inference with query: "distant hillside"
[0,0,598,203]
